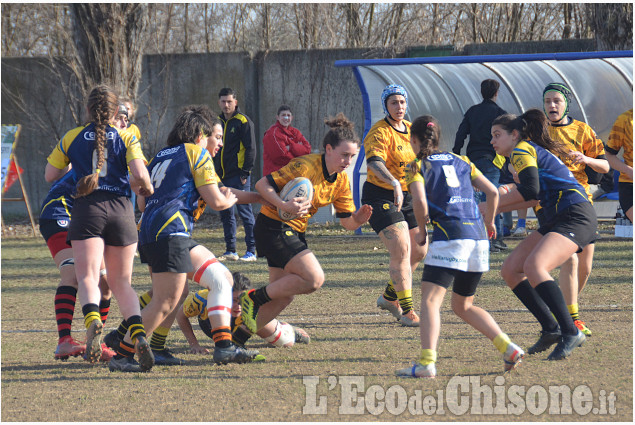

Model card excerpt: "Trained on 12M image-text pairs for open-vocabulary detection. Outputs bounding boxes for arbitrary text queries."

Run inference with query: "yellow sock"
[396,289,414,314]
[418,349,437,365]
[384,279,398,301]
[84,311,101,329]
[567,303,579,321]
[139,291,152,309]
[493,333,511,354]
[150,326,170,350]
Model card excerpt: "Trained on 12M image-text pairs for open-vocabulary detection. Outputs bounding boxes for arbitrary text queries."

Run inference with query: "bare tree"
[4,4,627,59]
[586,3,633,51]
[70,4,149,99]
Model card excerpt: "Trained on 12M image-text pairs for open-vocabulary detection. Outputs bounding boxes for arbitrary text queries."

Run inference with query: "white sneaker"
[503,342,524,372]
[396,362,436,378]
[513,226,527,236]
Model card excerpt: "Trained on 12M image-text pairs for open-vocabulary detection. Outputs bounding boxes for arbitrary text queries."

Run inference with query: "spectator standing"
[262,105,311,175]
[214,88,257,262]
[453,79,507,252]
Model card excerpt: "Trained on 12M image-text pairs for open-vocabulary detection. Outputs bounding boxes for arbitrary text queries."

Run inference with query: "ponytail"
[76,85,118,198]
[410,115,441,161]
[519,109,570,162]
[322,113,359,150]
[492,109,570,163]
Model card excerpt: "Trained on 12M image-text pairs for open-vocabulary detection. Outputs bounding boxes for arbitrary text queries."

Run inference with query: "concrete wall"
[0,40,609,217]
[1,49,376,216]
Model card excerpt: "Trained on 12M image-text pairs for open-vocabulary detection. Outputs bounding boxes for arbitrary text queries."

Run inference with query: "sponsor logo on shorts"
[383,203,390,210]
[285,231,293,237]
[57,219,69,228]
[448,196,472,204]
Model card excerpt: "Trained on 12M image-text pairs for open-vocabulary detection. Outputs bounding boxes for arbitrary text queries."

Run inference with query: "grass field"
[1,222,632,421]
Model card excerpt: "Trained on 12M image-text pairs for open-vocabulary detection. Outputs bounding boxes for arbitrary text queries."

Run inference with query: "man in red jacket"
[262,105,312,175]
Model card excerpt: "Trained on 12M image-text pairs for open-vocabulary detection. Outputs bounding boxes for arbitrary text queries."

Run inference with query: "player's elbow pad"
[516,168,539,201]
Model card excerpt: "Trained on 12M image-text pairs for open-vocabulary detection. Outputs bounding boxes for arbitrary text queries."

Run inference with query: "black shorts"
[537,202,597,252]
[361,182,417,234]
[68,191,137,246]
[535,207,547,227]
[138,236,199,273]
[39,218,71,242]
[254,214,308,269]
[618,182,633,216]
[421,265,482,297]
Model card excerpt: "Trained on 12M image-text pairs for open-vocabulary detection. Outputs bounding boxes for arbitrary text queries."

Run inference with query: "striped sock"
[211,326,232,348]
[114,340,136,359]
[54,286,77,340]
[99,298,111,324]
[116,319,129,339]
[139,291,152,309]
[418,349,437,365]
[396,289,414,315]
[493,333,511,354]
[126,315,146,342]
[150,326,170,351]
[567,303,579,321]
[383,280,398,301]
[82,304,101,329]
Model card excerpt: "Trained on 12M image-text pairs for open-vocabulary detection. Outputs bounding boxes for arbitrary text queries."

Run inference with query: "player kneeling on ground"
[110,106,262,372]
[177,271,309,356]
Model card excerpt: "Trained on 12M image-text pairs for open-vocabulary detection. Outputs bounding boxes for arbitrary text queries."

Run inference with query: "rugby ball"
[278,177,314,221]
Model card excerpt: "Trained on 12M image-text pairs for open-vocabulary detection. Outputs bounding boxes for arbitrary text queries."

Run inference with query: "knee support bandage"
[193,258,232,318]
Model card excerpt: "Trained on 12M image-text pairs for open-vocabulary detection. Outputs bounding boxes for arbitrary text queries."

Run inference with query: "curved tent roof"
[335,51,633,208]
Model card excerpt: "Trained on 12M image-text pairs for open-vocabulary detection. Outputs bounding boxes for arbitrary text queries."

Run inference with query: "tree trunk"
[70,4,148,100]
[586,4,633,50]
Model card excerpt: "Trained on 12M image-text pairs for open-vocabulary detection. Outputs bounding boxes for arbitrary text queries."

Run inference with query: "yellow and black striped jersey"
[260,153,356,233]
[607,109,633,183]
[364,118,415,191]
[548,118,605,201]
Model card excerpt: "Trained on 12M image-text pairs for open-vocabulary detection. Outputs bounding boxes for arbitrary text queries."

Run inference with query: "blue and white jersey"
[511,140,589,217]
[47,123,146,197]
[138,143,217,245]
[40,170,77,221]
[406,152,486,242]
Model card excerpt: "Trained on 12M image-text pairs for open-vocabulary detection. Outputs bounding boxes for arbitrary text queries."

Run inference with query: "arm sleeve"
[516,167,540,201]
